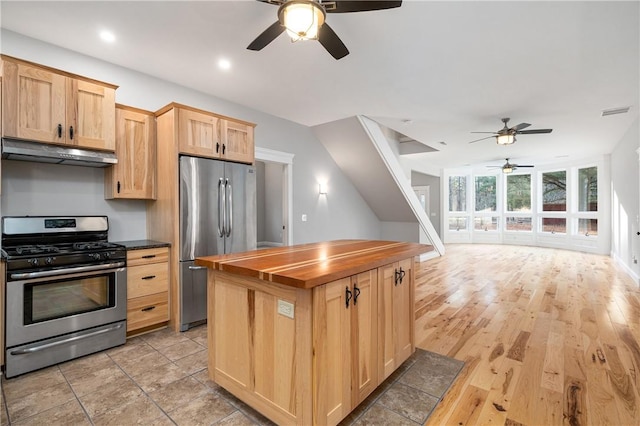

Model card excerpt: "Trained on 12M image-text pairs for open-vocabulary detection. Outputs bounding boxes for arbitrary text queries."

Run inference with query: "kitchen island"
[195,240,433,426]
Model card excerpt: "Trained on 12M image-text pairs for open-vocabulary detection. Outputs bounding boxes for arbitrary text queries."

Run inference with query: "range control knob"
[104,251,111,259]
[28,258,39,266]
[45,257,55,265]
[89,253,101,260]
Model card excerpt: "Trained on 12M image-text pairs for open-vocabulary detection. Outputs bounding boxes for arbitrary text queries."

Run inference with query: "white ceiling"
[1,1,638,171]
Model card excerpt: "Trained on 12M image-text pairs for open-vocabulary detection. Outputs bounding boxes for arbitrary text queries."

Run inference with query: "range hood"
[1,138,117,168]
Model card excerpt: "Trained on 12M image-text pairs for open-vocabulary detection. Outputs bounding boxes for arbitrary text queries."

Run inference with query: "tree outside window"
[506,175,531,212]
[542,171,566,211]
[475,176,496,212]
[578,167,597,212]
[449,176,466,212]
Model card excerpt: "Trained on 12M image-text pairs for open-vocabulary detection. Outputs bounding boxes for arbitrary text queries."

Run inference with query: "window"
[542,171,566,211]
[578,219,598,236]
[578,167,597,212]
[542,218,566,234]
[506,174,531,212]
[448,217,468,231]
[449,176,466,212]
[505,217,532,231]
[475,176,496,212]
[474,217,499,231]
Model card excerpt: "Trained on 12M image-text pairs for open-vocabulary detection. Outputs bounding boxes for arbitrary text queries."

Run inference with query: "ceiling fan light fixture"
[279,0,326,42]
[502,166,514,174]
[496,134,515,145]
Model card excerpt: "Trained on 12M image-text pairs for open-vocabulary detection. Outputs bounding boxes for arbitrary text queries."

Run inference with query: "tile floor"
[0,325,463,425]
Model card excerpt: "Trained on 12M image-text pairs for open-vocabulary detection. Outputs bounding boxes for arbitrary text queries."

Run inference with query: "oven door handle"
[10,261,126,280]
[9,323,124,355]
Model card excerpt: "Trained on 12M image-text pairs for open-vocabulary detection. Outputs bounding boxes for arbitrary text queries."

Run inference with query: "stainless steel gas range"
[2,216,127,378]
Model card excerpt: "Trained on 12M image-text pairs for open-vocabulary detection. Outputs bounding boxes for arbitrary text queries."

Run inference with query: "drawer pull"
[141,275,156,280]
[141,254,156,259]
[141,306,156,312]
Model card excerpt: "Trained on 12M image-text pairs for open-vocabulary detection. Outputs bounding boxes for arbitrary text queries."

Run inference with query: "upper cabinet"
[1,55,116,152]
[164,103,254,164]
[105,104,156,200]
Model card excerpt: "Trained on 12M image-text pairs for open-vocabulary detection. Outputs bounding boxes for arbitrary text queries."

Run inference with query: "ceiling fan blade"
[511,122,531,131]
[247,21,285,51]
[318,23,349,59]
[518,129,553,134]
[470,131,497,134]
[328,1,402,13]
[468,135,495,144]
[255,0,282,5]
[515,165,534,168]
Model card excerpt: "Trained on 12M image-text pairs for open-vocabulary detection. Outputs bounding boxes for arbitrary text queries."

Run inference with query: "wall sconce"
[319,183,328,195]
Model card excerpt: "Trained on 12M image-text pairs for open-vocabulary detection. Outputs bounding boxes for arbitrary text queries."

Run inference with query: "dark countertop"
[195,239,433,289]
[114,240,171,250]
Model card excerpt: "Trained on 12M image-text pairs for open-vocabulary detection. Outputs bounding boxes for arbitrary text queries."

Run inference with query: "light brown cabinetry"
[313,269,378,425]
[126,247,169,335]
[378,259,414,380]
[173,103,254,164]
[105,105,156,199]
[206,257,414,426]
[1,261,5,368]
[1,55,116,151]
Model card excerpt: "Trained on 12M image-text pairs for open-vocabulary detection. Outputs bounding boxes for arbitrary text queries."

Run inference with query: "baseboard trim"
[612,251,640,286]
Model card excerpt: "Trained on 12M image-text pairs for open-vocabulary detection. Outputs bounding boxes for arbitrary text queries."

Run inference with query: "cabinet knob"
[69,126,74,140]
[57,124,63,138]
[345,286,352,308]
[353,284,361,305]
[141,306,156,312]
[141,275,156,280]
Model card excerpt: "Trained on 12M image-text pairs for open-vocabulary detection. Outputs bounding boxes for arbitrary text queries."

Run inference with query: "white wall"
[411,171,441,237]
[611,118,640,281]
[0,30,382,244]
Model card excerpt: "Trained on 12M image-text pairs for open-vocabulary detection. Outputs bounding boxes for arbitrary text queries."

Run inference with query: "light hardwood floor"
[415,244,640,426]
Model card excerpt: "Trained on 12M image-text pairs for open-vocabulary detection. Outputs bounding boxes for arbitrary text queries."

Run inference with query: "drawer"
[128,263,168,299]
[127,292,169,332]
[127,247,169,266]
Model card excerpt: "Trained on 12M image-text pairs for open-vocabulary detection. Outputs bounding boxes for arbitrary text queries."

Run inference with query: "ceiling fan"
[488,158,534,174]
[469,117,553,145]
[247,0,403,60]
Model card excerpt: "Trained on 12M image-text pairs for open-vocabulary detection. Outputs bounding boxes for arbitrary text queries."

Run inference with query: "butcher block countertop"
[195,239,433,289]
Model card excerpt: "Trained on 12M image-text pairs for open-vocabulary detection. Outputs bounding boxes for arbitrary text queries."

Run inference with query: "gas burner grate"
[15,245,60,255]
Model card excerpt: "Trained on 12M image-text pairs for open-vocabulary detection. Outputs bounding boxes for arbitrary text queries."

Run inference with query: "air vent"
[602,106,631,117]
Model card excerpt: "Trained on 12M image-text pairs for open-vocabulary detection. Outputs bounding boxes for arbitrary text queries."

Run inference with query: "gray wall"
[411,171,441,237]
[255,161,284,245]
[611,117,640,279]
[0,30,382,244]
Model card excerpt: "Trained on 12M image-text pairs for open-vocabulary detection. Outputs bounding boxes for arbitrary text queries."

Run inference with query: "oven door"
[5,265,127,348]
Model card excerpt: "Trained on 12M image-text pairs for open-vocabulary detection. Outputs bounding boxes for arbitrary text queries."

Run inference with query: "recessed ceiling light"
[99,30,116,43]
[218,58,231,71]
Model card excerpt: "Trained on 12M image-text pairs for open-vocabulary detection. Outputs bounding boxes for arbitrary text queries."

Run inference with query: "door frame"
[255,147,294,246]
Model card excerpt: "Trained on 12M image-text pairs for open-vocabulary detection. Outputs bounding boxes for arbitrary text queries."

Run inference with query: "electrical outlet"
[301,214,307,222]
[278,299,295,319]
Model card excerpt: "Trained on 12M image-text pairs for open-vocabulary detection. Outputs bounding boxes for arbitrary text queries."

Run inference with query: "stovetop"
[3,241,124,258]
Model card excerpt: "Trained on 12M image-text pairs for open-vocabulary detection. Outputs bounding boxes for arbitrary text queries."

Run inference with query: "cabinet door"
[378,263,396,379]
[393,258,414,365]
[178,108,221,158]
[221,119,254,164]
[2,60,66,144]
[351,270,378,406]
[67,79,116,151]
[106,106,156,199]
[378,260,415,381]
[313,277,351,426]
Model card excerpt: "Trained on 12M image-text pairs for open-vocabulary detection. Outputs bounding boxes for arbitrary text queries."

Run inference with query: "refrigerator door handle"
[226,178,232,237]
[218,178,225,237]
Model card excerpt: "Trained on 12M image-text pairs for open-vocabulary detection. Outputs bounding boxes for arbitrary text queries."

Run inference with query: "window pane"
[542,218,566,234]
[475,176,497,212]
[578,167,598,212]
[578,219,598,236]
[448,217,468,231]
[542,171,566,211]
[506,175,531,212]
[449,176,466,212]
[505,217,532,231]
[474,217,499,231]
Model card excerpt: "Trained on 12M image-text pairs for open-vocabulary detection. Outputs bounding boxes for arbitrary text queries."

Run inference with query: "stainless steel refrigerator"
[179,155,256,331]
